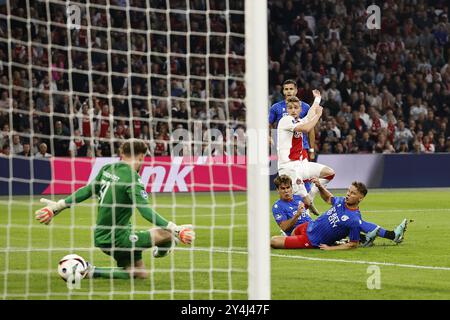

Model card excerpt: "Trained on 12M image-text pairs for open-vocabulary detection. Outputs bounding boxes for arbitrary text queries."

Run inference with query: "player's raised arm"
[310,177,333,204]
[304,89,322,121]
[293,106,323,133]
[35,179,98,225]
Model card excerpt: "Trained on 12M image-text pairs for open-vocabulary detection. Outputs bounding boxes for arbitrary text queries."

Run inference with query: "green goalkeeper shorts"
[99,230,152,268]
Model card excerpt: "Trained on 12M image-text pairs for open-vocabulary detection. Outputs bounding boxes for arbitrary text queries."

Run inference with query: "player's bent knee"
[321,167,335,179]
[270,236,285,249]
[134,270,149,279]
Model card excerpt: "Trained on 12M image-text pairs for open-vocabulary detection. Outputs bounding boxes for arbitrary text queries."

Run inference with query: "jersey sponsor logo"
[102,170,120,182]
[326,207,340,227]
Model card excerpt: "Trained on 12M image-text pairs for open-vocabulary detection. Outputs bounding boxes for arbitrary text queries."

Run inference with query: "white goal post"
[245,0,270,300]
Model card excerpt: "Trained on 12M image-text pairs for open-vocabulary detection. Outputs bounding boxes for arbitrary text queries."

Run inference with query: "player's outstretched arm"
[319,241,358,250]
[293,107,323,133]
[311,178,333,204]
[35,184,96,225]
[35,198,69,224]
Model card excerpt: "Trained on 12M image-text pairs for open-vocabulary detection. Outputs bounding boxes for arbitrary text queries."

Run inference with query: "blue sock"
[378,228,387,238]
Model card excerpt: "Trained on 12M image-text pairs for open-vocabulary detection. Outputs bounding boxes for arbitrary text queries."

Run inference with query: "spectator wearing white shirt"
[358,104,370,127]
[394,120,414,150]
[35,143,52,158]
[421,136,435,153]
[11,134,23,154]
[409,97,428,121]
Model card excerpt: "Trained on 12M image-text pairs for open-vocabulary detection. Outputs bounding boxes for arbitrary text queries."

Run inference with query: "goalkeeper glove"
[166,222,196,245]
[34,198,69,225]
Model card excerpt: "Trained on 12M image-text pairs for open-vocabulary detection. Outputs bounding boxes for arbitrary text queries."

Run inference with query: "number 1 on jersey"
[99,180,111,204]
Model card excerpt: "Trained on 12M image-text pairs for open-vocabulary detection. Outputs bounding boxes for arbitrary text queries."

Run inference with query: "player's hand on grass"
[167,222,196,245]
[319,244,331,250]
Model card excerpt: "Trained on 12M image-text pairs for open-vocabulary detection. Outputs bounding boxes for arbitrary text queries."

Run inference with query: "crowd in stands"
[1,0,449,158]
[268,0,450,154]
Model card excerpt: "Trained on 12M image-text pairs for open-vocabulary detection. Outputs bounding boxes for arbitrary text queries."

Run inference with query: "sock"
[309,175,334,200]
[380,229,395,240]
[92,267,130,279]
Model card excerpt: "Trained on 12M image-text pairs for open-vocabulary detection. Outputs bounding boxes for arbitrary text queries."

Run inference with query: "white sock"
[309,178,331,201]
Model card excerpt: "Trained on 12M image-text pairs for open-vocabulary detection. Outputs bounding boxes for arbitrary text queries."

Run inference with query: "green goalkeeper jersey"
[63,162,169,247]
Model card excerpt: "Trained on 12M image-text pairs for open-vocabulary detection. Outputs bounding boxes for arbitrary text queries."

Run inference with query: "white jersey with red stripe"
[277,115,328,197]
[277,115,308,168]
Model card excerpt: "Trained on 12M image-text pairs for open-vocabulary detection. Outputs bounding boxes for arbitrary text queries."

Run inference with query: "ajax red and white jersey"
[277,115,307,165]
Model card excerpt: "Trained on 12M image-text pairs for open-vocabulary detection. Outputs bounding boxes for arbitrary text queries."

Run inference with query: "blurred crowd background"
[1,0,449,158]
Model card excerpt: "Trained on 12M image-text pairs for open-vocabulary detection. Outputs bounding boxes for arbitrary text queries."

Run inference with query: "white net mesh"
[0,0,253,299]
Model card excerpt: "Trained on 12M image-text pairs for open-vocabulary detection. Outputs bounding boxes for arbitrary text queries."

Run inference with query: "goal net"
[0,0,270,299]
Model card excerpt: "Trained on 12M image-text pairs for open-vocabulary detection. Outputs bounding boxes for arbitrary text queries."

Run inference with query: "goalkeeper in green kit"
[35,139,195,279]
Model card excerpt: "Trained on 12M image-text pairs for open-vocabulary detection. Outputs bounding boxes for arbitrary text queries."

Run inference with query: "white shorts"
[278,161,308,197]
[278,161,328,197]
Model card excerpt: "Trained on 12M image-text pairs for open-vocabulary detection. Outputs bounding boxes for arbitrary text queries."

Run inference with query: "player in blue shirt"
[270,179,408,250]
[269,79,315,162]
[272,175,316,236]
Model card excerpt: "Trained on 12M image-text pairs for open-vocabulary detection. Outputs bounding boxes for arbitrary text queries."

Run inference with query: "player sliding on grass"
[271,177,408,250]
[35,138,195,279]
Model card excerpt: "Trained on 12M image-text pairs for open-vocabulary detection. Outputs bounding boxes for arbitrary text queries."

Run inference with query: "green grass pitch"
[1,188,450,300]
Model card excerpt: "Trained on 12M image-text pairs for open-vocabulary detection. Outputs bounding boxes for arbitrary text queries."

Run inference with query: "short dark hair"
[352,181,368,197]
[120,139,148,157]
[282,79,297,88]
[274,175,293,189]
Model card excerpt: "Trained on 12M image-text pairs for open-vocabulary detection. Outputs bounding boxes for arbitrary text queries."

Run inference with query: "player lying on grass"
[271,177,408,250]
[35,138,195,279]
[272,174,366,245]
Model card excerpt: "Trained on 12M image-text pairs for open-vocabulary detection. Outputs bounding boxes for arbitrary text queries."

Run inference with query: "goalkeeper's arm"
[136,205,195,245]
[132,186,195,245]
[35,184,95,225]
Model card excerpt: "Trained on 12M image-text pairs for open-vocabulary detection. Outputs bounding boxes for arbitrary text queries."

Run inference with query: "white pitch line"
[188,247,450,271]
[269,253,450,271]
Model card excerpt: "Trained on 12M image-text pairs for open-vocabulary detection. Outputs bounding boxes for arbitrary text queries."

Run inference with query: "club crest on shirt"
[341,215,349,221]
[140,190,148,199]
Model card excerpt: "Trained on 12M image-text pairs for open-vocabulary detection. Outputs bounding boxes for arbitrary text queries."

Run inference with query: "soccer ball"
[57,254,89,283]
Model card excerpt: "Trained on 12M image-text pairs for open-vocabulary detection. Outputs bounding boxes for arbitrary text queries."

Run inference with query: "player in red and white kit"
[277,90,335,210]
